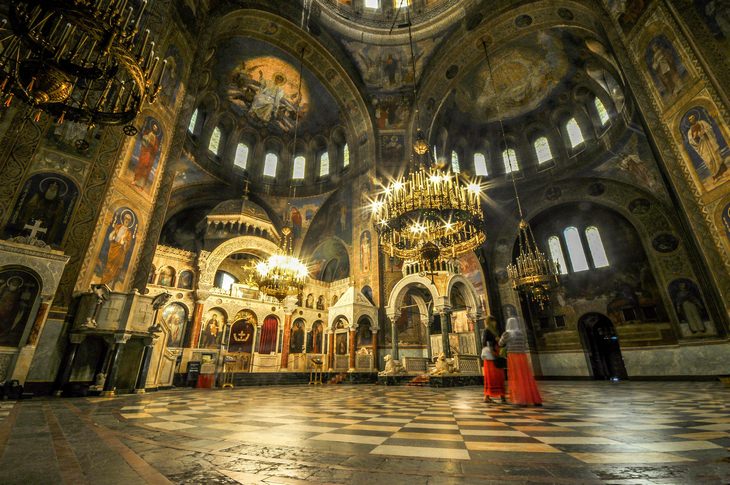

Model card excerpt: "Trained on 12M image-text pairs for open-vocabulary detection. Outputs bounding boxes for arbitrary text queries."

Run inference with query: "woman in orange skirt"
[481,316,505,403]
[499,316,542,406]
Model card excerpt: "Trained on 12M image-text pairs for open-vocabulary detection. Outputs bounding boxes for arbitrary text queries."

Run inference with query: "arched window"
[565,118,584,148]
[293,155,306,180]
[343,144,350,168]
[364,0,379,8]
[548,236,568,275]
[188,109,198,134]
[234,143,249,169]
[534,137,553,164]
[451,151,461,173]
[564,226,589,272]
[263,152,278,177]
[474,153,488,176]
[209,127,222,155]
[585,226,609,268]
[503,148,518,173]
[319,152,330,177]
[216,271,237,293]
[594,97,609,126]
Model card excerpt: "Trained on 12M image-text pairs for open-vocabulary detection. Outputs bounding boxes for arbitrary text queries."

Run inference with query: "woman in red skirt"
[481,316,505,403]
[499,316,542,406]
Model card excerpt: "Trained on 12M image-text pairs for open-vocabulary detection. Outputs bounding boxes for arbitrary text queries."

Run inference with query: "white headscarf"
[505,316,525,336]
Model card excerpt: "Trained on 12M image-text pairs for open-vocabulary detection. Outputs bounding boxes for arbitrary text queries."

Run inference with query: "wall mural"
[93,206,138,291]
[693,0,730,45]
[178,270,194,290]
[172,149,218,191]
[459,252,487,313]
[380,134,405,162]
[309,238,350,282]
[199,308,225,349]
[45,120,101,157]
[668,278,715,337]
[645,35,688,101]
[0,268,39,348]
[161,44,185,108]
[290,319,305,354]
[374,94,411,130]
[360,230,372,274]
[722,201,730,248]
[607,0,649,34]
[4,172,79,246]
[125,116,164,194]
[679,106,730,191]
[454,32,571,120]
[161,303,187,348]
[216,37,341,135]
[228,310,256,353]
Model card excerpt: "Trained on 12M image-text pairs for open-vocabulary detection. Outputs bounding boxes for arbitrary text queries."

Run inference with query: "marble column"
[371,329,378,371]
[102,334,130,397]
[327,330,335,371]
[425,315,433,361]
[348,329,356,371]
[189,300,205,348]
[389,316,399,360]
[54,333,86,396]
[280,312,294,370]
[134,338,156,394]
[440,311,452,358]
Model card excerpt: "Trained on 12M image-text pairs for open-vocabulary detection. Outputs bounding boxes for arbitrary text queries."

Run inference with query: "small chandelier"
[251,227,308,302]
[371,12,486,268]
[507,220,560,309]
[0,0,165,132]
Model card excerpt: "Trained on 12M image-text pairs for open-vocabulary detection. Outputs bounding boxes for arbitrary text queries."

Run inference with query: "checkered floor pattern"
[111,383,730,465]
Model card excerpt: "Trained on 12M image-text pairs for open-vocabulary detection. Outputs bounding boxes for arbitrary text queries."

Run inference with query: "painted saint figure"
[98,209,136,289]
[290,321,305,353]
[134,120,162,189]
[0,272,36,347]
[647,38,684,98]
[360,231,371,273]
[687,113,729,181]
[250,72,286,123]
[308,321,323,354]
[201,313,221,348]
[674,282,707,334]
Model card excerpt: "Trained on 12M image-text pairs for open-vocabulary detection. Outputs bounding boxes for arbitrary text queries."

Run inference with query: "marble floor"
[1,382,730,484]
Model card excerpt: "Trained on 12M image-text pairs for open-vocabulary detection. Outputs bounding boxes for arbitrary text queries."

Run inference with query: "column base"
[348,368,356,372]
[133,389,146,394]
[100,390,116,397]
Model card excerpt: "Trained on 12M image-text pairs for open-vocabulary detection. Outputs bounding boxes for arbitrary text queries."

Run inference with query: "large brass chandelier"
[0,0,165,132]
[371,12,486,270]
[251,227,308,302]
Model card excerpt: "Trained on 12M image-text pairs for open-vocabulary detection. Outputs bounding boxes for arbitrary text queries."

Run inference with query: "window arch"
[564,226,589,272]
[502,148,518,173]
[209,127,222,155]
[263,152,278,177]
[364,0,379,8]
[534,137,553,164]
[548,236,568,275]
[343,144,350,168]
[565,118,584,148]
[319,152,330,177]
[594,97,609,126]
[585,226,609,268]
[451,151,460,173]
[293,156,306,180]
[474,153,488,176]
[234,143,249,169]
[188,109,199,134]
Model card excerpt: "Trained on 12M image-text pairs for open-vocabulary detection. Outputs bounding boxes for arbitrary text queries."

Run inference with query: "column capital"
[69,333,86,344]
[114,333,132,344]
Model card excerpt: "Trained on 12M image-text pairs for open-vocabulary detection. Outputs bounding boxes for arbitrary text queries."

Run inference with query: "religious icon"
[316,295,325,310]
[360,231,371,273]
[668,279,710,335]
[229,311,256,353]
[335,332,348,355]
[161,45,183,107]
[680,106,730,190]
[200,309,225,349]
[307,321,323,354]
[305,294,314,308]
[4,173,79,246]
[645,35,688,101]
[177,271,193,290]
[290,320,305,354]
[94,207,138,290]
[162,303,187,348]
[0,269,39,348]
[127,116,164,192]
[157,267,175,287]
[356,324,372,348]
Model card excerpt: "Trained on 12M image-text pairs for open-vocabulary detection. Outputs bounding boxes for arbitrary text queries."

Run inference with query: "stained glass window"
[548,236,568,275]
[595,98,609,125]
[264,153,278,177]
[534,137,553,164]
[293,156,306,180]
[474,153,488,176]
[566,118,584,148]
[343,144,350,167]
[503,148,519,173]
[234,143,249,169]
[208,127,222,155]
[188,109,198,134]
[319,152,330,177]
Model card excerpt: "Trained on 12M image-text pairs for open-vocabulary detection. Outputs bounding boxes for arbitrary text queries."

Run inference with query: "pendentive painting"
[216,36,341,135]
[645,35,688,102]
[0,269,40,348]
[679,106,730,192]
[4,173,79,246]
[161,303,187,348]
[126,116,164,194]
[93,206,138,291]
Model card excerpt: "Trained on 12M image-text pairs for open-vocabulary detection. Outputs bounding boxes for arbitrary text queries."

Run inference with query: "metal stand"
[222,362,235,388]
[309,361,323,385]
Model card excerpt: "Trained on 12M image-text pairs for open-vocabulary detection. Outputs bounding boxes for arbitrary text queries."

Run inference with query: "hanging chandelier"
[477,40,560,308]
[371,12,486,270]
[0,0,165,133]
[250,227,308,302]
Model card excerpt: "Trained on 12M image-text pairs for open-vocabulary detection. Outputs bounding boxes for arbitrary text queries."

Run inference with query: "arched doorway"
[578,313,627,380]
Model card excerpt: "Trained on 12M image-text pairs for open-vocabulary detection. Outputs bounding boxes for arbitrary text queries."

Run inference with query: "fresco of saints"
[0,272,37,348]
[647,37,686,98]
[360,231,371,273]
[686,113,729,181]
[290,321,305,353]
[201,312,221,348]
[250,72,286,123]
[97,209,137,289]
[672,281,707,334]
[130,118,163,191]
[308,322,323,354]
[290,206,302,240]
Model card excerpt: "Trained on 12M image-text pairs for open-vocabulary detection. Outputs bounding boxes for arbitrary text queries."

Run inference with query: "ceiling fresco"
[454,31,573,121]
[215,37,342,135]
